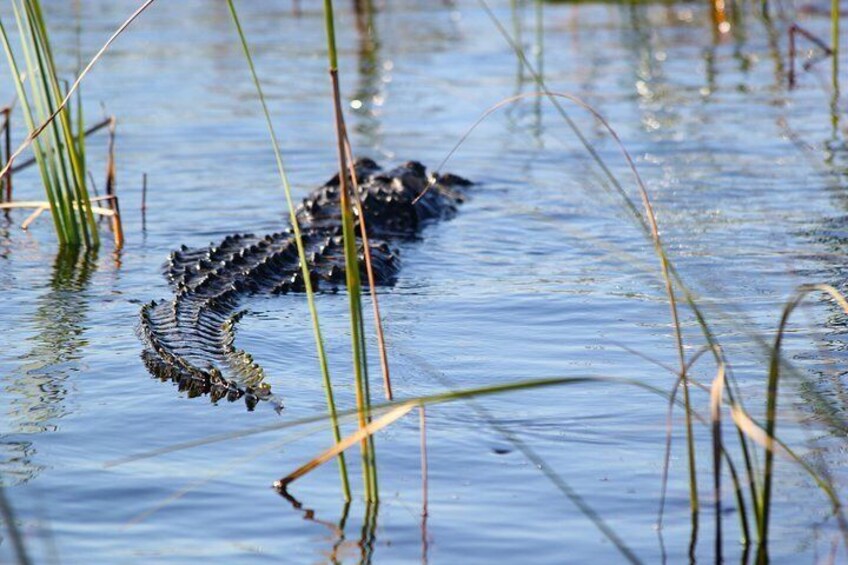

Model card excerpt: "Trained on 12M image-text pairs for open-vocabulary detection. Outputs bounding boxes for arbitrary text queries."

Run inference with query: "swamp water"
[1,1,848,562]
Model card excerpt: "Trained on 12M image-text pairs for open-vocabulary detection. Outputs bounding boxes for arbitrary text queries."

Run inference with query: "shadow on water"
[278,490,379,564]
[0,247,98,487]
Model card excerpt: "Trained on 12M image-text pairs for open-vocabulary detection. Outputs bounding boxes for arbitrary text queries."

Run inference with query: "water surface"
[1,1,848,562]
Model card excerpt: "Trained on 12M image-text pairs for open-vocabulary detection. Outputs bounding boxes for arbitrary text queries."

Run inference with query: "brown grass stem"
[342,135,392,401]
[275,402,414,490]
[103,116,122,247]
[322,0,377,501]
[710,365,726,561]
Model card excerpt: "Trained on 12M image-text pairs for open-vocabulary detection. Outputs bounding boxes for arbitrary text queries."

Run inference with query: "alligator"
[139,159,471,411]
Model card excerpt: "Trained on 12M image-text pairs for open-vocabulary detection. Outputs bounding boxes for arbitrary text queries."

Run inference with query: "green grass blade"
[225,0,350,502]
[0,11,65,243]
[27,0,98,246]
[322,0,377,503]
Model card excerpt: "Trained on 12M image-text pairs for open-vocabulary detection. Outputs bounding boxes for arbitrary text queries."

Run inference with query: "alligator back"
[139,160,471,410]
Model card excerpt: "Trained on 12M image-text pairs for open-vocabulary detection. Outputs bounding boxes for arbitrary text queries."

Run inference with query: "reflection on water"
[351,0,384,151]
[279,493,379,565]
[0,248,97,486]
[505,0,544,140]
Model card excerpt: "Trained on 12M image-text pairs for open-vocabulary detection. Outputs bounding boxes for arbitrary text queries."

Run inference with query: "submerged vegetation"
[2,0,848,562]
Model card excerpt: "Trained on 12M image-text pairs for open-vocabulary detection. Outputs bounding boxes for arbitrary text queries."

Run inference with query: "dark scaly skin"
[139,159,472,411]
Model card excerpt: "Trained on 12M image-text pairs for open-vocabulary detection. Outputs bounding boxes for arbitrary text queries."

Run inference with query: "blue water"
[1,1,848,562]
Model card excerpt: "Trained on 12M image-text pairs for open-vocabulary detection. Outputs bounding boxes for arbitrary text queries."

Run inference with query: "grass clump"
[225,0,352,502]
[0,0,98,247]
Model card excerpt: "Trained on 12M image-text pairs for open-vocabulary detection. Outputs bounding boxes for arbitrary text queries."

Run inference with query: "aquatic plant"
[482,5,848,555]
[225,0,352,502]
[320,0,379,503]
[227,0,383,503]
[264,3,848,558]
[0,0,99,247]
[0,0,152,248]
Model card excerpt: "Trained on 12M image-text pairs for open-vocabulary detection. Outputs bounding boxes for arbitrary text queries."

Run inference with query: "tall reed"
[321,0,378,502]
[0,0,99,247]
[225,0,351,502]
[832,0,840,95]
[1,105,10,202]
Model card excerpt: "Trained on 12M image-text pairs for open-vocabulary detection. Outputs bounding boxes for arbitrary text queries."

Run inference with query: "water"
[1,1,847,562]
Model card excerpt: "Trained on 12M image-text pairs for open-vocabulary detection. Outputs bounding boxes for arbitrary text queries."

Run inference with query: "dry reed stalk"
[710,364,726,562]
[322,0,378,501]
[104,117,116,196]
[20,204,46,228]
[342,135,392,400]
[275,402,415,490]
[1,107,10,202]
[103,116,123,247]
[0,199,113,215]
[109,195,124,248]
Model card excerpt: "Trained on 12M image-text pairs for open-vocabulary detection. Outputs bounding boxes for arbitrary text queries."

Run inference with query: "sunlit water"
[1,1,848,562]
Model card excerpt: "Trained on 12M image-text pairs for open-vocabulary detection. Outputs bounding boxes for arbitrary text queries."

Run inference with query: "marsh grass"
[264,4,848,557]
[476,2,704,539]
[225,0,351,502]
[486,6,848,558]
[0,0,99,246]
[322,0,379,502]
[0,0,153,249]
